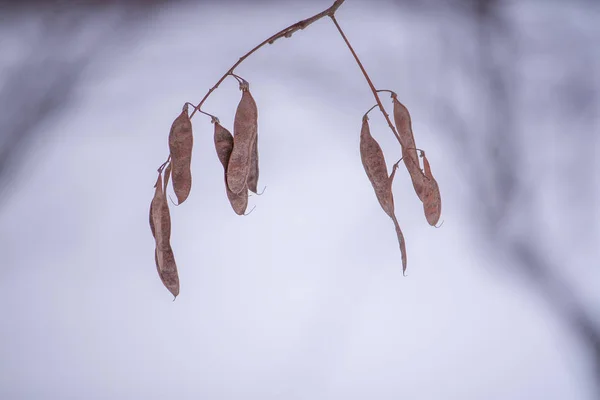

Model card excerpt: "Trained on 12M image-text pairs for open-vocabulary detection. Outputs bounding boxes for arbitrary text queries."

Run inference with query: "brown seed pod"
[149,162,172,239]
[421,151,442,226]
[247,137,259,194]
[168,103,193,204]
[360,115,395,217]
[214,121,249,215]
[150,172,171,251]
[227,84,258,194]
[150,169,180,298]
[392,94,417,164]
[359,115,407,273]
[392,94,426,201]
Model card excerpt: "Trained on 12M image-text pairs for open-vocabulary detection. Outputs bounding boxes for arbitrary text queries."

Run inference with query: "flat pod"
[214,121,248,215]
[359,116,407,273]
[392,94,418,163]
[150,172,171,250]
[227,86,258,194]
[150,169,180,298]
[149,163,172,239]
[359,115,394,218]
[392,95,426,201]
[421,151,442,226]
[168,103,193,204]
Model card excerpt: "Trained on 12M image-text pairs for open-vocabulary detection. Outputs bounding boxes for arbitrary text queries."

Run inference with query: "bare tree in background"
[431,0,600,396]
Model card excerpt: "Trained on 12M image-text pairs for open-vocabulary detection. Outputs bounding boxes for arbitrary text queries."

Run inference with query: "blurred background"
[0,0,598,399]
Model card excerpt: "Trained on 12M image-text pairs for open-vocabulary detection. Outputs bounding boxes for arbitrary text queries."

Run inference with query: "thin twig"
[376,89,397,97]
[188,0,346,120]
[329,15,401,144]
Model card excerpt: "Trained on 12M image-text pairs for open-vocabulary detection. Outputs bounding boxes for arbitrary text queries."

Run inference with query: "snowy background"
[0,1,598,399]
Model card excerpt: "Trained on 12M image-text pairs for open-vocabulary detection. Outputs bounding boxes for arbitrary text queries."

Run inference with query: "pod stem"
[376,89,397,98]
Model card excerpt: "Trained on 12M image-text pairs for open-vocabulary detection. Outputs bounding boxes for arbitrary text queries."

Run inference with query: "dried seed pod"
[360,115,395,218]
[150,169,180,298]
[392,94,426,201]
[168,103,193,204]
[149,163,172,239]
[392,94,417,164]
[421,151,442,226]
[151,172,171,251]
[360,115,407,273]
[227,84,258,194]
[214,121,248,215]
[247,137,259,194]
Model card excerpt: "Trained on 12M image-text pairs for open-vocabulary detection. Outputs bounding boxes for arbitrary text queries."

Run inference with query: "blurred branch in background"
[431,0,599,395]
[0,0,176,207]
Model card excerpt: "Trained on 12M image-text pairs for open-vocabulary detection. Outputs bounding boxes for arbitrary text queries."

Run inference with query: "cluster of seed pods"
[149,79,442,298]
[147,0,444,298]
[359,92,442,275]
[149,80,260,298]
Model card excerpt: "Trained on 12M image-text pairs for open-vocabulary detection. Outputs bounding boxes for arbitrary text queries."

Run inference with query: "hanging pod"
[420,150,442,226]
[149,166,180,298]
[168,103,194,205]
[227,83,258,195]
[360,115,407,274]
[392,93,426,201]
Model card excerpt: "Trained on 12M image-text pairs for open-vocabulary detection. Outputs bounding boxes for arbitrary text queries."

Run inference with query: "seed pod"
[360,115,394,217]
[168,103,193,204]
[247,137,259,194]
[150,172,170,250]
[149,163,172,239]
[392,94,426,201]
[392,94,417,164]
[214,121,248,215]
[421,151,442,226]
[150,169,180,298]
[227,84,258,194]
[360,115,407,273]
